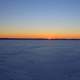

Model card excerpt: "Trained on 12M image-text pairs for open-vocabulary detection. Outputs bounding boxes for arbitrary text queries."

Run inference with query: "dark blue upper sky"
[0,0,80,34]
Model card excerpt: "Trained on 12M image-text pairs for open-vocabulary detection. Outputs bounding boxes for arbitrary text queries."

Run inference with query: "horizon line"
[0,38,80,40]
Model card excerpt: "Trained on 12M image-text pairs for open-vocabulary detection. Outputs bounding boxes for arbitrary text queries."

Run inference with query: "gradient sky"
[0,0,80,38]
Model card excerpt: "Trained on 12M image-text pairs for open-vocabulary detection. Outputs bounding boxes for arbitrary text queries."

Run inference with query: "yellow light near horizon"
[0,34,80,39]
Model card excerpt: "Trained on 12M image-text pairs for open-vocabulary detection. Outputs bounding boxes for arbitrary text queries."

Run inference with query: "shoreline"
[0,38,80,40]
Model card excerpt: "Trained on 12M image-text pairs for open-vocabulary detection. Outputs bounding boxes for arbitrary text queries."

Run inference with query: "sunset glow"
[0,0,80,39]
[0,34,80,39]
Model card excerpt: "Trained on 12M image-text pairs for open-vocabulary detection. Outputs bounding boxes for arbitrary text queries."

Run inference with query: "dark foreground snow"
[0,40,80,80]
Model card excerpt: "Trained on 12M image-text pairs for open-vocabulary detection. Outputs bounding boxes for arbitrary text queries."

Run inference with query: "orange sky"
[0,0,80,39]
[0,34,80,39]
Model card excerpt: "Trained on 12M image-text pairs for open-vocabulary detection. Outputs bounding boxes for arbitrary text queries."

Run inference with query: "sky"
[0,0,80,38]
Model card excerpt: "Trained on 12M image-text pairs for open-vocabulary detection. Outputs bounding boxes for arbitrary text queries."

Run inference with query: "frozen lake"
[0,40,80,80]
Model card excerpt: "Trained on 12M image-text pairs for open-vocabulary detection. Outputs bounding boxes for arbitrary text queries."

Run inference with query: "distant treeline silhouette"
[0,38,80,40]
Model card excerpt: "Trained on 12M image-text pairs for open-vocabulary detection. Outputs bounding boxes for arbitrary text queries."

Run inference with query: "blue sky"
[0,0,80,36]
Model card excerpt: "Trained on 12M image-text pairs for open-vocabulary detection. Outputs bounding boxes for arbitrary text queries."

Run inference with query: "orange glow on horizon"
[0,34,80,39]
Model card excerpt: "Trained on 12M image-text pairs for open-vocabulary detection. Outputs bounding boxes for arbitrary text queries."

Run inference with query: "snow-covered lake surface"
[0,40,80,80]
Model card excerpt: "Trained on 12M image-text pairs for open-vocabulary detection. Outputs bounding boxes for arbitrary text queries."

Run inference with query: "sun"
[48,36,52,40]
